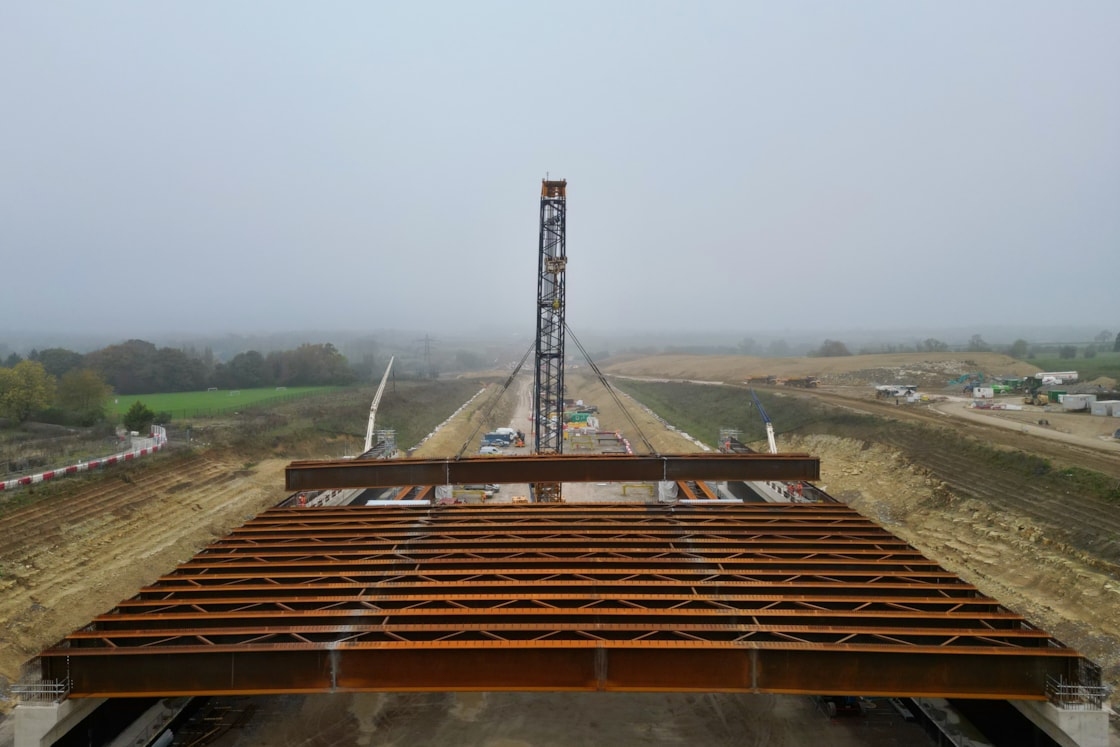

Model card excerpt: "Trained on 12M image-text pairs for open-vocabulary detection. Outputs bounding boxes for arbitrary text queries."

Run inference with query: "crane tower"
[532,178,567,503]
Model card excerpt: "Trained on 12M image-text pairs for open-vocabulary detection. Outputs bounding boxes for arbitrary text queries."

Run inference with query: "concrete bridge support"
[15,698,105,747]
[1012,699,1110,747]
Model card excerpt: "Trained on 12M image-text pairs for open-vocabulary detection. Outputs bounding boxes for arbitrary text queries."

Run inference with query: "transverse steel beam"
[285,453,820,491]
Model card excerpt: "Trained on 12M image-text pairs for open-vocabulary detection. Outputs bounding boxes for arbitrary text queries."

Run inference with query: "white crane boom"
[364,356,395,453]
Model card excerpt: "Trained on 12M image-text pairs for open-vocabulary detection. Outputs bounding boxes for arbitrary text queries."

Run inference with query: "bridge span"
[39,500,1089,700]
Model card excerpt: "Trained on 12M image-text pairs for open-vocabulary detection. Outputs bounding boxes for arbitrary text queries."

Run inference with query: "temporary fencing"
[0,426,168,492]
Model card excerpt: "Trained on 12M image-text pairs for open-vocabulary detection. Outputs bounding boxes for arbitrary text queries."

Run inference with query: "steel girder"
[40,504,1088,699]
[284,453,821,491]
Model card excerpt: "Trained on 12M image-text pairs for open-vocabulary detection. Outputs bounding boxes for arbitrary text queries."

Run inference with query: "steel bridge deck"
[41,503,1085,699]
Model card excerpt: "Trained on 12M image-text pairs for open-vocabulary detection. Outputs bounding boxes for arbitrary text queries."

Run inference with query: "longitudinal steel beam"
[38,503,1093,700]
[285,453,820,491]
[46,648,1073,700]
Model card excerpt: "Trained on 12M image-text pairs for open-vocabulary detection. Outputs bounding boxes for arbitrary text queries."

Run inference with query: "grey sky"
[2,3,1117,340]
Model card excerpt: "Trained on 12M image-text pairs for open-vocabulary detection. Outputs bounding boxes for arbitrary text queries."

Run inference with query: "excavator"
[947,372,983,388]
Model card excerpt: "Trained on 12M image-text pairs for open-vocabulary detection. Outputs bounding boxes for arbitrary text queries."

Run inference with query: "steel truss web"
[40,503,1090,699]
[534,180,567,502]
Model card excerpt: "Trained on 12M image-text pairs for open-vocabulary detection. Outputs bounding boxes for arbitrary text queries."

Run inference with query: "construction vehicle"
[785,377,821,388]
[1034,371,1078,384]
[1022,377,1050,406]
[819,695,865,718]
[948,372,983,387]
[482,431,513,447]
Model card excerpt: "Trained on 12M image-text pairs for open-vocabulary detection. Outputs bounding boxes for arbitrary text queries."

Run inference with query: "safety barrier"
[0,426,168,493]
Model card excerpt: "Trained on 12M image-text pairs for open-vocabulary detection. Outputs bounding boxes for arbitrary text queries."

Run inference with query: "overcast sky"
[2,3,1117,341]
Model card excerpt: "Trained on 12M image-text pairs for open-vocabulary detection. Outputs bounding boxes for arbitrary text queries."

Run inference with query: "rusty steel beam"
[43,647,1075,700]
[37,503,1092,700]
[284,453,820,491]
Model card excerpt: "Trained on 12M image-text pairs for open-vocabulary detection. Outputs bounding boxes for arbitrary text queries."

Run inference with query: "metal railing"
[1045,675,1110,711]
[11,658,70,704]
[11,679,70,704]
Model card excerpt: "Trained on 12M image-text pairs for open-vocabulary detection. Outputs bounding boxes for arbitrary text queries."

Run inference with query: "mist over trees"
[0,339,364,428]
[3,324,1117,430]
[0,335,484,428]
[813,340,852,357]
[80,340,357,394]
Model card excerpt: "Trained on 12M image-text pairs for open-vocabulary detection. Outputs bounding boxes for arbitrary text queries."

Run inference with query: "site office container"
[1090,400,1120,417]
[1062,394,1097,412]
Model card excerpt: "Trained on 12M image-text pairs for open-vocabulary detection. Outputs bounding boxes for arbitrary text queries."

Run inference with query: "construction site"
[2,180,1118,747]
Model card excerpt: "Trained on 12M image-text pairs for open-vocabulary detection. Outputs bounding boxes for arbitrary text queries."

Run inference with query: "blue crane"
[749,388,778,454]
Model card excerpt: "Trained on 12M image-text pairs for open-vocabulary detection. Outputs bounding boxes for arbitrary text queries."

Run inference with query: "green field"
[111,386,344,419]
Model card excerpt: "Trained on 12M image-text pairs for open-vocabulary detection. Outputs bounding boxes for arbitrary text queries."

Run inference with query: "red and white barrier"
[0,426,168,493]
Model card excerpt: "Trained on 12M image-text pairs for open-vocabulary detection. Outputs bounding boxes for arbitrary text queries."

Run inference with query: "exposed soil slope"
[605,351,1040,387]
[795,433,1120,696]
[0,451,290,712]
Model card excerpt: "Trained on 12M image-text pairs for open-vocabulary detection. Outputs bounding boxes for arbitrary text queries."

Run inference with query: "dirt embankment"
[605,352,1039,388]
[793,432,1120,703]
[0,450,291,714]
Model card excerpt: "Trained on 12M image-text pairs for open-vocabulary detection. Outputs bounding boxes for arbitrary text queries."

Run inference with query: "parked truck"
[482,431,513,447]
[1034,371,1078,384]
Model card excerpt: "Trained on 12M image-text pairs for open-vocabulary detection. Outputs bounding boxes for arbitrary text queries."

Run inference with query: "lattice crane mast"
[532,178,568,503]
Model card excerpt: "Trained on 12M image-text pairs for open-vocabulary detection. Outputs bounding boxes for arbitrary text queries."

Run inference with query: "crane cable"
[565,323,657,455]
[454,340,535,460]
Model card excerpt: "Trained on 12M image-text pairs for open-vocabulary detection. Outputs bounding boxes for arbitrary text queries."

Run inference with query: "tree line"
[0,340,357,426]
[810,331,1117,358]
